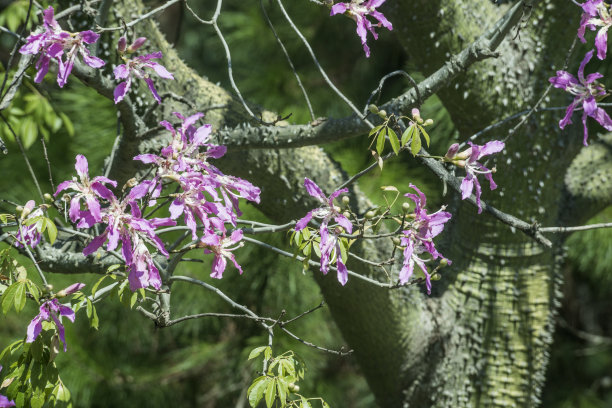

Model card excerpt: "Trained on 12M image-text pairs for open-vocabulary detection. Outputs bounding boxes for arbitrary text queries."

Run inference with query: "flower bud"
[43,193,53,203]
[392,237,401,246]
[377,110,387,119]
[341,196,350,206]
[423,118,434,126]
[444,143,459,159]
[15,206,23,216]
[343,211,351,218]
[402,202,410,213]
[333,205,341,213]
[128,37,147,52]
[368,104,379,114]
[431,273,442,281]
[288,383,300,393]
[439,258,449,267]
[364,210,375,219]
[117,36,127,53]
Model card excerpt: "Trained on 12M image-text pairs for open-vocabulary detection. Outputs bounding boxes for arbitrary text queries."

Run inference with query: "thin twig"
[96,0,182,32]
[539,222,612,233]
[40,138,55,192]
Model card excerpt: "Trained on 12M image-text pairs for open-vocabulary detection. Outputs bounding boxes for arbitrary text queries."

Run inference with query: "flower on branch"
[113,36,174,104]
[55,154,117,227]
[26,283,84,352]
[578,0,612,60]
[549,50,612,145]
[445,140,505,214]
[199,230,244,279]
[330,0,393,58]
[19,6,105,87]
[0,366,15,407]
[14,200,44,249]
[399,184,451,294]
[295,178,352,285]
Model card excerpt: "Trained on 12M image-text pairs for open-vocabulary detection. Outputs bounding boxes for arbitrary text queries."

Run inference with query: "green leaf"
[419,125,430,146]
[387,128,400,155]
[1,283,17,314]
[247,376,269,407]
[43,218,57,245]
[20,119,38,149]
[301,397,311,408]
[248,346,268,360]
[376,127,386,155]
[276,378,288,407]
[26,280,40,303]
[265,378,276,408]
[13,281,26,313]
[410,130,422,156]
[368,124,383,137]
[264,346,272,361]
[30,390,45,408]
[23,216,43,227]
[401,125,416,146]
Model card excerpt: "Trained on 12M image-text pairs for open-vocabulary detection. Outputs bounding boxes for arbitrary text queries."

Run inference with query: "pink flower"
[330,0,393,57]
[399,185,451,293]
[19,6,104,87]
[445,141,505,214]
[113,37,174,104]
[55,154,117,227]
[578,0,611,60]
[549,50,612,145]
[199,230,244,279]
[26,284,84,352]
[14,200,43,249]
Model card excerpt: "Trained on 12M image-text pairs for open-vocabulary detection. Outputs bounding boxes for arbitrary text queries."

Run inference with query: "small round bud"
[368,104,379,114]
[423,118,434,126]
[444,143,460,159]
[402,202,410,213]
[364,210,375,219]
[439,258,449,267]
[343,211,351,218]
[62,193,71,202]
[431,273,442,281]
[43,284,54,293]
[333,205,341,213]
[43,193,53,203]
[392,237,401,246]
[377,110,387,119]
[416,117,424,125]
[15,205,23,214]
[341,196,350,206]
[288,383,300,393]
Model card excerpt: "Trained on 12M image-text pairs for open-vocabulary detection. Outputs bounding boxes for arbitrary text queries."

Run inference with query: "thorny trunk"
[37,0,612,407]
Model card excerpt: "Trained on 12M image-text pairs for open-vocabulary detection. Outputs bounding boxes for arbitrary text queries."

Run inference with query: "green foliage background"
[0,1,610,406]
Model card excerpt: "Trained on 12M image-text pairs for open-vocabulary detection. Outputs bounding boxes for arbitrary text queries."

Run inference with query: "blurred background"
[0,0,611,406]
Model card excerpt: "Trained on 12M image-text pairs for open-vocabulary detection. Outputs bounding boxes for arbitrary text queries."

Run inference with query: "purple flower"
[0,367,15,408]
[330,0,393,57]
[14,200,43,249]
[578,0,611,60]
[113,37,174,104]
[82,189,176,291]
[19,6,104,87]
[295,178,352,285]
[26,283,84,352]
[55,155,117,227]
[549,50,612,145]
[445,141,505,214]
[199,230,244,279]
[399,185,451,294]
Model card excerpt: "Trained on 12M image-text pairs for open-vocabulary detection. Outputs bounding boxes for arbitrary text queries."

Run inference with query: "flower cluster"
[19,8,172,105]
[26,283,84,352]
[295,178,352,285]
[445,140,505,213]
[135,112,260,279]
[549,50,612,145]
[14,200,44,249]
[399,184,451,294]
[330,0,393,58]
[19,6,104,87]
[113,36,174,104]
[55,155,176,291]
[0,367,15,407]
[578,0,611,60]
